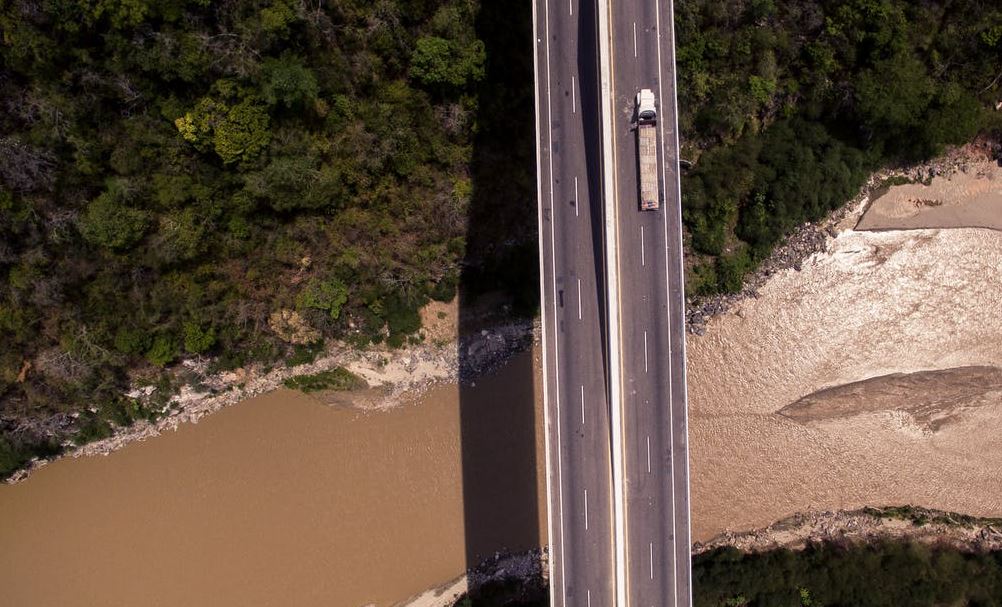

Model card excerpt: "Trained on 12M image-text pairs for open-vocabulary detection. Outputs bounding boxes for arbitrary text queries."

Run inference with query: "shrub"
[296,277,349,319]
[282,367,365,392]
[410,36,485,91]
[145,334,178,367]
[183,322,216,354]
[79,181,149,251]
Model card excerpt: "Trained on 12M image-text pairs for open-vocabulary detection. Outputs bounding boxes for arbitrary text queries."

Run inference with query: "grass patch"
[282,367,365,393]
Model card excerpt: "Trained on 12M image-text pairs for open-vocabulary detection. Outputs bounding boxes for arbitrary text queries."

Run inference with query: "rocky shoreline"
[396,548,547,607]
[694,506,1002,555]
[6,316,537,484]
[404,504,1002,607]
[685,140,1000,335]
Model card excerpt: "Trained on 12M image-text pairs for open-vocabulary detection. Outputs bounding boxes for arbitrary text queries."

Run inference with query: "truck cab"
[637,89,657,125]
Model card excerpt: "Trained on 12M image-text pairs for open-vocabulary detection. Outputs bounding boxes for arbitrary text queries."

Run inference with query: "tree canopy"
[677,0,1001,294]
[0,0,487,475]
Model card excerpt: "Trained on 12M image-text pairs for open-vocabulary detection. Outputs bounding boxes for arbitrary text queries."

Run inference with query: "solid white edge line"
[666,0,694,603]
[596,0,628,604]
[653,0,681,603]
[530,2,557,605]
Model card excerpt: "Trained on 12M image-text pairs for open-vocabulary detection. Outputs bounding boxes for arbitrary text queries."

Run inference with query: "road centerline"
[641,225,646,266]
[577,278,582,320]
[575,176,579,217]
[646,435,651,473]
[643,330,649,373]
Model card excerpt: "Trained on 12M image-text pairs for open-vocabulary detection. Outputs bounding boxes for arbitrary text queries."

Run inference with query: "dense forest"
[457,542,1002,606]
[693,541,1002,606]
[676,0,1002,294]
[0,0,529,476]
[1,0,1000,474]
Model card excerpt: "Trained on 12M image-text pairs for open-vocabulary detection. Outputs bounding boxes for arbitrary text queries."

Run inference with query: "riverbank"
[442,506,1002,607]
[685,139,1001,334]
[6,302,535,484]
[687,140,1002,540]
[397,549,547,607]
[695,506,1002,555]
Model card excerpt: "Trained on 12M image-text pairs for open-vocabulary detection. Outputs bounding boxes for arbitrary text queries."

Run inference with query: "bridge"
[533,0,691,604]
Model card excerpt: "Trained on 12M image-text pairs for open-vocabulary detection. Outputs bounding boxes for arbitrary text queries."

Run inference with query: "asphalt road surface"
[533,0,617,604]
[605,0,693,605]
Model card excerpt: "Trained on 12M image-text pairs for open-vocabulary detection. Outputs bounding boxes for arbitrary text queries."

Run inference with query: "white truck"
[636,89,659,211]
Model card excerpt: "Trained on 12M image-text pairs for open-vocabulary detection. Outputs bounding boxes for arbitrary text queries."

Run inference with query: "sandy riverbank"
[694,506,1002,555]
[856,151,1002,232]
[687,144,1002,540]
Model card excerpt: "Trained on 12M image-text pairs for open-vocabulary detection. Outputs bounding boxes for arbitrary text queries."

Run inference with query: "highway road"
[605,0,693,605]
[533,0,617,604]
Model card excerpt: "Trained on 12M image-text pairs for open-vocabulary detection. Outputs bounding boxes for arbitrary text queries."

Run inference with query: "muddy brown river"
[0,351,547,607]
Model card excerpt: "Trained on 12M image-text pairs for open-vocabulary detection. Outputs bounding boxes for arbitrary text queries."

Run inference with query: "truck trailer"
[636,89,660,211]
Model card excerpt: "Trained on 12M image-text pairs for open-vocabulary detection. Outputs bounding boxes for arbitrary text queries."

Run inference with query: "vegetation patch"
[0,0,487,471]
[452,541,1002,607]
[677,0,1002,295]
[692,540,1002,606]
[865,505,1002,529]
[282,368,365,393]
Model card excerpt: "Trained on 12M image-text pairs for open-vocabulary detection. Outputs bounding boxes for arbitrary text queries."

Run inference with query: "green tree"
[79,181,149,251]
[855,51,934,131]
[244,156,323,212]
[145,334,178,367]
[183,322,216,354]
[261,55,318,107]
[296,277,349,319]
[114,326,150,355]
[175,81,271,163]
[410,36,485,90]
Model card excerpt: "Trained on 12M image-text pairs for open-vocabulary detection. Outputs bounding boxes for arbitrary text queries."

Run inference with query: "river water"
[0,351,546,607]
[687,225,1002,540]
